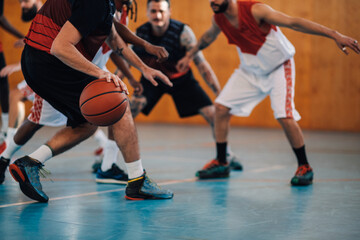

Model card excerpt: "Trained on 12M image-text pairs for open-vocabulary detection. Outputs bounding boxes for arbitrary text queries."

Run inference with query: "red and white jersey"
[92,9,128,71]
[214,1,295,75]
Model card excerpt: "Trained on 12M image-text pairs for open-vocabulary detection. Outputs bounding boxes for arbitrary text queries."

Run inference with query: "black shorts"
[141,70,212,118]
[21,45,96,127]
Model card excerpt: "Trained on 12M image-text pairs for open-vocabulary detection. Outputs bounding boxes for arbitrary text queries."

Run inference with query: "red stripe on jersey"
[120,7,128,25]
[28,94,44,124]
[214,1,276,55]
[284,59,293,118]
[24,14,62,54]
[101,43,112,54]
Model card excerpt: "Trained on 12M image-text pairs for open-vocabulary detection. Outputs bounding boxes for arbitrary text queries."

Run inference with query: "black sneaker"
[125,172,174,200]
[291,164,314,186]
[96,163,128,184]
[9,156,49,202]
[196,159,230,179]
[227,154,243,171]
[0,157,10,184]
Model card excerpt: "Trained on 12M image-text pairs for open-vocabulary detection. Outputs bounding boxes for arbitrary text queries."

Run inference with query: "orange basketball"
[79,78,128,126]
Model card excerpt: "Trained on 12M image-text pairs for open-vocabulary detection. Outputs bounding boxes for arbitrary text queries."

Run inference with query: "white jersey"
[214,1,295,75]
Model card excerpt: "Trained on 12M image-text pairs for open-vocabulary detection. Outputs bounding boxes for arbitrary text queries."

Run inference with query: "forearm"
[110,52,136,82]
[0,16,25,39]
[113,20,147,47]
[51,41,103,78]
[288,17,339,40]
[196,60,221,95]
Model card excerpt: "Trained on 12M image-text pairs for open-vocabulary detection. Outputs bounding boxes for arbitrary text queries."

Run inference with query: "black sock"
[293,145,309,166]
[216,142,227,164]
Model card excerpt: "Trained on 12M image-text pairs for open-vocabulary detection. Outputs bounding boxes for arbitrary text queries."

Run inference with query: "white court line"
[0,178,197,209]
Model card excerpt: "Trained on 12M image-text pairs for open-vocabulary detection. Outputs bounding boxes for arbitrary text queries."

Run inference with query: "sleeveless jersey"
[133,19,189,79]
[214,1,295,75]
[24,0,115,61]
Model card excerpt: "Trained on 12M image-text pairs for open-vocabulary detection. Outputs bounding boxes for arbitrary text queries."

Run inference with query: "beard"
[211,0,229,14]
[21,4,38,22]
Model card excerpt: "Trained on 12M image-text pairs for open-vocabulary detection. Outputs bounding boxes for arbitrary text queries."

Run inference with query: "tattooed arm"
[179,25,221,95]
[107,25,172,87]
[176,17,221,73]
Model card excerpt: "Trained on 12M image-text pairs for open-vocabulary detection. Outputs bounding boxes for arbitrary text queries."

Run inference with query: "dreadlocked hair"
[124,0,138,22]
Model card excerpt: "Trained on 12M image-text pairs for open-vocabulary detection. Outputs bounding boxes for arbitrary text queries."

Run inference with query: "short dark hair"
[147,0,170,7]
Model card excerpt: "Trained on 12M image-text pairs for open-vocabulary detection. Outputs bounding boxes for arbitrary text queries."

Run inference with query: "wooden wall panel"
[1,0,359,131]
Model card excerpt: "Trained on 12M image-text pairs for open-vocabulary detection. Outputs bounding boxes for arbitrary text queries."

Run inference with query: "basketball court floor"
[0,123,359,239]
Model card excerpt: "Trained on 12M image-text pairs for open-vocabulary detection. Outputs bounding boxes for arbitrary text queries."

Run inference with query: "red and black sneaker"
[196,159,230,179]
[291,164,314,186]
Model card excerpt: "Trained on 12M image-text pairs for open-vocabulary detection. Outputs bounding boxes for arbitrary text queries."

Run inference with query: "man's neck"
[151,21,170,37]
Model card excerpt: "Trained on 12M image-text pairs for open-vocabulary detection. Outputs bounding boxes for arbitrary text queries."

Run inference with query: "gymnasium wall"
[1,0,359,131]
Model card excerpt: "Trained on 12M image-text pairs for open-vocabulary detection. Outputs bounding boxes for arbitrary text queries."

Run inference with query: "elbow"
[50,39,60,56]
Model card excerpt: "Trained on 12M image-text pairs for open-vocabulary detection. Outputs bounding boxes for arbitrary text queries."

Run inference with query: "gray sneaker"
[125,171,173,200]
[9,156,49,203]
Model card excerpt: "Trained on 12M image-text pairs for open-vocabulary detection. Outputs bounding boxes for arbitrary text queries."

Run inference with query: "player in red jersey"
[177,0,359,184]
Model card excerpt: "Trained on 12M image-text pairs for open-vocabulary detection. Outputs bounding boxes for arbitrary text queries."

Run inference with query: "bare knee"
[199,105,215,125]
[10,88,25,102]
[215,103,231,118]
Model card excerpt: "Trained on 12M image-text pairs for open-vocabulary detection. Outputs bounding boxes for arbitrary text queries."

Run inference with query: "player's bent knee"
[215,103,231,116]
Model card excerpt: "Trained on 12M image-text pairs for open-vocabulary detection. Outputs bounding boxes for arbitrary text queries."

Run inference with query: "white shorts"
[215,58,301,121]
[28,92,67,127]
[17,80,35,101]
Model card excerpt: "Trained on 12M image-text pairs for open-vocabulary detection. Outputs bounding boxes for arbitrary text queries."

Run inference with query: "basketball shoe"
[196,159,230,179]
[0,157,10,184]
[125,171,174,200]
[96,163,128,184]
[291,164,314,186]
[9,156,49,202]
[227,153,243,171]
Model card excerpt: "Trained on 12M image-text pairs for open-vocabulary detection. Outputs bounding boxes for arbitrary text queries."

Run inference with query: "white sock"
[226,145,233,156]
[29,145,53,164]
[6,127,17,143]
[101,140,119,172]
[125,159,144,179]
[2,136,22,160]
[1,113,8,133]
[93,129,108,149]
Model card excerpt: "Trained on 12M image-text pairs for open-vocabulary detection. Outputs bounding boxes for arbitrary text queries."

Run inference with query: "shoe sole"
[125,194,173,201]
[9,164,49,203]
[197,174,230,179]
[96,178,127,185]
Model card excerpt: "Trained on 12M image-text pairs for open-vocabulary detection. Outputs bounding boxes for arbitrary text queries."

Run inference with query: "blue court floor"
[0,124,359,240]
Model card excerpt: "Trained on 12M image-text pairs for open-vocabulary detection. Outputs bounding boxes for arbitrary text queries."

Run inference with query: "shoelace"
[295,165,311,176]
[203,159,221,170]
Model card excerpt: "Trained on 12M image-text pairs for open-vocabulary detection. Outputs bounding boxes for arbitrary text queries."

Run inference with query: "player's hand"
[99,71,129,95]
[0,63,21,77]
[144,42,169,63]
[14,38,25,48]
[335,33,360,55]
[142,67,172,87]
[176,55,191,73]
[128,78,144,95]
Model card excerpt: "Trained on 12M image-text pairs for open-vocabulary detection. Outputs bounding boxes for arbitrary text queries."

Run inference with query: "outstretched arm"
[107,25,172,88]
[176,17,221,72]
[113,19,168,62]
[252,3,360,55]
[179,25,221,96]
[110,52,143,95]
[0,15,25,39]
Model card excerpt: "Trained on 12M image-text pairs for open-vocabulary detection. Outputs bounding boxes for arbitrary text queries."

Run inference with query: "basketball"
[79,78,128,126]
